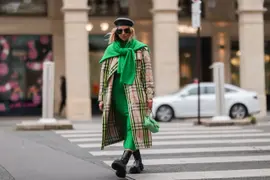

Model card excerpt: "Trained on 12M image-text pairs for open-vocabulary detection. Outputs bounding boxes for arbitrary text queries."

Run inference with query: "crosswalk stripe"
[60,129,261,138]
[104,155,270,166]
[129,169,270,180]
[70,122,232,130]
[55,123,270,179]
[78,138,270,148]
[54,126,243,134]
[61,134,102,138]
[89,145,270,156]
[257,122,270,126]
[69,137,101,142]
[68,133,270,142]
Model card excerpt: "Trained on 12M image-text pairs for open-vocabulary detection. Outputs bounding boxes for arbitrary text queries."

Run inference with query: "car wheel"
[230,104,248,119]
[156,105,174,122]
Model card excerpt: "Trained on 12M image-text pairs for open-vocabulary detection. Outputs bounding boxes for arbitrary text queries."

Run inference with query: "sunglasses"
[116,28,131,34]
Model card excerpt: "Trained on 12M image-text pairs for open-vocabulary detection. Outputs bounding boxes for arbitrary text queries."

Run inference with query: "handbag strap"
[147,108,153,116]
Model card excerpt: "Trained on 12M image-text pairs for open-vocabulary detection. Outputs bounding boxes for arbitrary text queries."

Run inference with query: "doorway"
[179,37,212,87]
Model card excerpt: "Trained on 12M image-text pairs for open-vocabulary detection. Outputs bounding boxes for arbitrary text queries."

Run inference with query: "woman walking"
[98,17,155,178]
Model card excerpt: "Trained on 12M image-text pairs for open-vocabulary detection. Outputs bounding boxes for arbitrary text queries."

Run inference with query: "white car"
[152,83,260,122]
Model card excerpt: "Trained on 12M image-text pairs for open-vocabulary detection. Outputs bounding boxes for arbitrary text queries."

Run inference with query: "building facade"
[0,0,268,120]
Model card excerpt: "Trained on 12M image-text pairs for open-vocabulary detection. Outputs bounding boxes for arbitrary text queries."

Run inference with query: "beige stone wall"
[1,0,269,118]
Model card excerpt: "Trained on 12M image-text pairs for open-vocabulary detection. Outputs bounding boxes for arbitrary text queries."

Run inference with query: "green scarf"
[99,39,148,85]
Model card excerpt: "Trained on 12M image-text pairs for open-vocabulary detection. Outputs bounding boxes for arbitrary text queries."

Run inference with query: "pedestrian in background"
[58,76,66,116]
[98,17,155,178]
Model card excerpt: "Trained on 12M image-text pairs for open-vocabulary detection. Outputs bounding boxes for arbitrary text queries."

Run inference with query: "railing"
[88,0,128,16]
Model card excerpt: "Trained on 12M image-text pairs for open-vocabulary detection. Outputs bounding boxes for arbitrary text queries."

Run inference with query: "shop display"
[0,35,52,116]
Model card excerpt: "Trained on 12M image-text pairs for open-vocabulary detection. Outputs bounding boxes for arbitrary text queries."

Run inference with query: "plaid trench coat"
[98,47,155,150]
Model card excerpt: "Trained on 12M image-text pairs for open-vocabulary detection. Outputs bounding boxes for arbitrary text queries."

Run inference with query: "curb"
[15,120,73,131]
[193,118,256,127]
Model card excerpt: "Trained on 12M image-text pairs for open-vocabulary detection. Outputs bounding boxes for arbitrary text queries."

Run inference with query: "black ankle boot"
[129,150,144,174]
[111,150,132,178]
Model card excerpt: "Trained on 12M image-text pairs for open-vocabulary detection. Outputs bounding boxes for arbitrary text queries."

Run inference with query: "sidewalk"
[0,130,118,180]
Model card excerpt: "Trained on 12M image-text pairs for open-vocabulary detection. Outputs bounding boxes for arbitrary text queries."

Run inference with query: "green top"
[99,38,148,85]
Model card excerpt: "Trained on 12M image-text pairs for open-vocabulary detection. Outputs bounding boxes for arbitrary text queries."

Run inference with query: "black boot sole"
[129,166,141,174]
[112,161,126,178]
[129,164,144,174]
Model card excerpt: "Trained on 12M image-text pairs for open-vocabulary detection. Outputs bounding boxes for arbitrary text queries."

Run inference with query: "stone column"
[151,0,179,96]
[62,0,91,120]
[237,0,266,117]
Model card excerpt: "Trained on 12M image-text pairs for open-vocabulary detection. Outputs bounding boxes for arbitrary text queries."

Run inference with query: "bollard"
[39,61,56,123]
[210,62,231,121]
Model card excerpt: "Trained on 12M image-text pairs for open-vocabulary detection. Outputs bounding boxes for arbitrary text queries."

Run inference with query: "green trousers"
[112,73,136,151]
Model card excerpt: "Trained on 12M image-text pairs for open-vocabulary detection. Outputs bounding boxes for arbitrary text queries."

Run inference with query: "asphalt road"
[1,117,270,180]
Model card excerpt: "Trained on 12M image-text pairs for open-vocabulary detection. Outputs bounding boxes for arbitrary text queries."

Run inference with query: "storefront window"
[0,35,52,116]
[230,40,270,93]
[88,35,108,114]
[179,38,196,87]
[178,0,205,18]
[264,1,270,21]
[88,35,108,99]
[230,41,240,85]
[179,37,212,87]
[0,0,47,16]
[88,0,128,16]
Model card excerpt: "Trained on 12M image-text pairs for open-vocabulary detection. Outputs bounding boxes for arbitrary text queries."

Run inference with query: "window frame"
[0,0,48,17]
[178,0,205,18]
[205,85,215,94]
[87,0,129,17]
[204,85,238,94]
[187,85,206,96]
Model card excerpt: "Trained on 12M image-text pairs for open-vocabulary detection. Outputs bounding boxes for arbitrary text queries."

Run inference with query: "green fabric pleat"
[112,73,136,151]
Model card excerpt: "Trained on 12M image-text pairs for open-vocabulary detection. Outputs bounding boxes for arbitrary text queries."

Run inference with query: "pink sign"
[0,103,6,111]
[10,93,19,101]
[0,63,8,76]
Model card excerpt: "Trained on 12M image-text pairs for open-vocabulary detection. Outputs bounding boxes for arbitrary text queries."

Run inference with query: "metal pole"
[196,27,201,125]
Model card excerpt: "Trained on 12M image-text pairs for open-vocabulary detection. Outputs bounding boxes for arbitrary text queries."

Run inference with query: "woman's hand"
[147,99,153,110]
[99,101,103,111]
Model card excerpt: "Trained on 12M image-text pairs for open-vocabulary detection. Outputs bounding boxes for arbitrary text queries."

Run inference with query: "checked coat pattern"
[98,47,155,150]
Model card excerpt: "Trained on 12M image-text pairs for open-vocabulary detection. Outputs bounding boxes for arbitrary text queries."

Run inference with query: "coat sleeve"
[141,48,155,101]
[98,61,106,102]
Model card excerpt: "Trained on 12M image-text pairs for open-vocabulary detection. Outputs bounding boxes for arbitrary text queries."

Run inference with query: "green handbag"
[144,112,160,133]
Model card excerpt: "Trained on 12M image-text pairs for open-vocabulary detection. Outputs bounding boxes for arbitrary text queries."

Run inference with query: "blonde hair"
[107,27,136,44]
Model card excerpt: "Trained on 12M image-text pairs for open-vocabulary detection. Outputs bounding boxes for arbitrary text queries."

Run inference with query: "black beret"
[114,17,134,27]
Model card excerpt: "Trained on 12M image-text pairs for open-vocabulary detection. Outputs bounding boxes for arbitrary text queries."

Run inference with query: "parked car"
[152,82,260,122]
